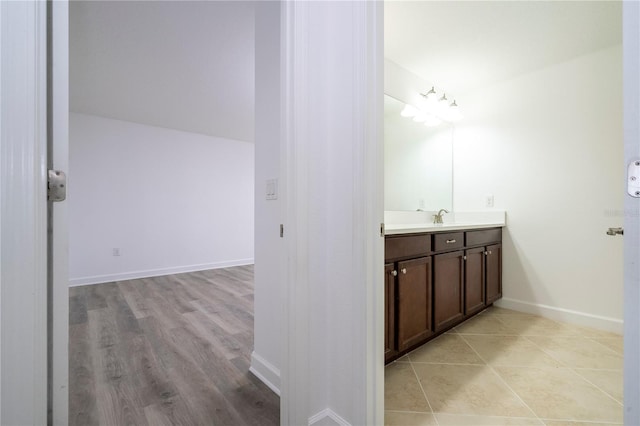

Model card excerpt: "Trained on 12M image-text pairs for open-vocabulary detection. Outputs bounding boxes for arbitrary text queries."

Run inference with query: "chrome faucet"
[433,209,449,224]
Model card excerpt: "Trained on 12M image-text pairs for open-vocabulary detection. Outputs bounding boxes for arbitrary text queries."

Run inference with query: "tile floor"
[385,307,623,426]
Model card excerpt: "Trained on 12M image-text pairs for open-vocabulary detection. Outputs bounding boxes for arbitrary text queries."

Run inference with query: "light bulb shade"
[413,111,427,123]
[437,93,450,116]
[446,100,463,122]
[424,115,442,127]
[400,104,418,118]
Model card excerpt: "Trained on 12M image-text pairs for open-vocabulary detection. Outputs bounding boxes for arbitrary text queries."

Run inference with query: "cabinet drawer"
[433,232,464,252]
[385,234,431,261]
[466,228,502,247]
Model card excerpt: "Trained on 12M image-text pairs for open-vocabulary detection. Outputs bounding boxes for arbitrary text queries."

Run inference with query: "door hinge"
[280,224,284,238]
[628,160,640,197]
[48,170,67,202]
[380,223,385,237]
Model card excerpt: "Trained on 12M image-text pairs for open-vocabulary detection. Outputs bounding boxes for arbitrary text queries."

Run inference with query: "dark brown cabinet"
[464,247,486,315]
[384,227,502,363]
[465,229,503,308]
[486,243,502,304]
[433,251,464,331]
[397,257,433,351]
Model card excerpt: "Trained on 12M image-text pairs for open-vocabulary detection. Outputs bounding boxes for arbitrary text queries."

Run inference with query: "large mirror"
[384,94,453,212]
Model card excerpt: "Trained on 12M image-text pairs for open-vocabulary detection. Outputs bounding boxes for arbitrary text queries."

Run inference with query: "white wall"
[250,1,283,395]
[69,113,254,285]
[253,3,384,424]
[455,45,624,332]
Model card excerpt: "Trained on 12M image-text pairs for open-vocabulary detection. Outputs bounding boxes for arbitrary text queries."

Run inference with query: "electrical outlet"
[485,195,494,208]
[112,248,121,257]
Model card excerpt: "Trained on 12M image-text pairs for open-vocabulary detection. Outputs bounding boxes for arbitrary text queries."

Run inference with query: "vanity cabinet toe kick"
[384,227,502,364]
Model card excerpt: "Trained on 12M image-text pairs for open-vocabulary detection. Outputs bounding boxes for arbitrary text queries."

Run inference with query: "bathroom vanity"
[384,224,503,364]
[383,90,506,363]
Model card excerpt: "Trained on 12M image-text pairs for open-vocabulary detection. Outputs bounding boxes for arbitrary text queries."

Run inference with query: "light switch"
[266,179,278,200]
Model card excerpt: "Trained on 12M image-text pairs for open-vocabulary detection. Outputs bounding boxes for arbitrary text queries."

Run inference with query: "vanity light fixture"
[399,87,463,127]
[422,86,438,103]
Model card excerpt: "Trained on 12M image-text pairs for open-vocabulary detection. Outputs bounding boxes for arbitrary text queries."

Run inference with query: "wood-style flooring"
[69,265,279,426]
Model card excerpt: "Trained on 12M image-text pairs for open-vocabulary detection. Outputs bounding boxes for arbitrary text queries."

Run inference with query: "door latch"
[48,170,67,202]
[606,227,624,236]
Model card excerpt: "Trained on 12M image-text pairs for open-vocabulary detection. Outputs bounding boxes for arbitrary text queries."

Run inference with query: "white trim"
[0,1,48,424]
[308,408,351,426]
[249,351,281,396]
[51,1,69,424]
[351,2,385,425]
[495,298,623,334]
[623,1,640,422]
[280,2,311,425]
[68,258,254,286]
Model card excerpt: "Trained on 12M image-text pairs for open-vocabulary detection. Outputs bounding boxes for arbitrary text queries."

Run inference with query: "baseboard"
[69,258,254,286]
[308,408,350,426]
[495,297,623,335]
[249,351,281,396]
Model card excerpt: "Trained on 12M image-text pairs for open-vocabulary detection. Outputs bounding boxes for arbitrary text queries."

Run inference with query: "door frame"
[0,1,49,424]
[49,1,70,424]
[623,1,640,423]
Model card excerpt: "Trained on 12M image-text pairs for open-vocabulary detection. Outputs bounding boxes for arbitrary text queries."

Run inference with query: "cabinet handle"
[392,270,398,276]
[446,239,456,244]
[401,268,407,274]
[489,250,493,255]
[484,251,488,255]
[463,256,467,260]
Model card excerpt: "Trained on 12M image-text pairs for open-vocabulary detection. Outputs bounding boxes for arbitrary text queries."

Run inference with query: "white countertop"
[385,222,504,235]
[384,210,506,236]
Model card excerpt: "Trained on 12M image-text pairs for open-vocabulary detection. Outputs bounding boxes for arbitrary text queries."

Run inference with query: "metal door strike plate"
[628,161,640,198]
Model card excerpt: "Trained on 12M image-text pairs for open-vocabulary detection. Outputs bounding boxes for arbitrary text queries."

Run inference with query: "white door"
[623,2,640,423]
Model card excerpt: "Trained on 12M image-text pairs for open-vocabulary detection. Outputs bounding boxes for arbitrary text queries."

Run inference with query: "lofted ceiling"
[70,1,622,143]
[385,1,622,97]
[70,1,255,142]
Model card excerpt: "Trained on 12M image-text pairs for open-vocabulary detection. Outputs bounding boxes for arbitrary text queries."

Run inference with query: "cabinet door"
[464,247,485,315]
[434,251,465,331]
[486,243,502,304]
[384,263,397,362]
[397,257,432,352]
